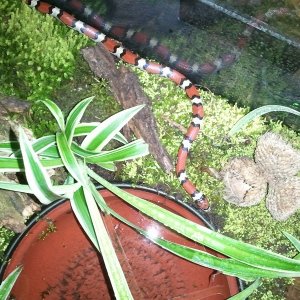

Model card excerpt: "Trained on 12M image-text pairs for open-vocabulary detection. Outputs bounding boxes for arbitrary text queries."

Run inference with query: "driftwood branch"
[81,44,173,173]
[0,116,40,232]
[0,95,30,115]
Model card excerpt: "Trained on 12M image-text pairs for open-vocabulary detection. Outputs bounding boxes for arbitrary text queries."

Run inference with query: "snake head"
[196,196,210,211]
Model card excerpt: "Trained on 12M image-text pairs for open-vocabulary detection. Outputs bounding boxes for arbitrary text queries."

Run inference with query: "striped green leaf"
[38,145,60,158]
[67,144,116,171]
[228,279,261,300]
[229,105,300,136]
[89,187,295,281]
[74,122,100,136]
[112,132,128,144]
[4,136,56,158]
[82,186,134,300]
[74,123,128,144]
[70,174,133,299]
[146,238,298,280]
[283,232,300,260]
[65,96,94,144]
[19,128,60,204]
[88,170,300,275]
[89,182,108,211]
[0,157,24,172]
[284,232,300,253]
[14,135,56,158]
[0,266,22,300]
[33,136,56,155]
[16,122,128,160]
[97,161,116,171]
[40,99,65,131]
[70,142,98,158]
[0,156,63,172]
[81,105,144,152]
[0,141,19,155]
[86,139,149,163]
[0,182,32,193]
[56,132,85,184]
[54,183,82,196]
[0,181,80,197]
[70,186,98,249]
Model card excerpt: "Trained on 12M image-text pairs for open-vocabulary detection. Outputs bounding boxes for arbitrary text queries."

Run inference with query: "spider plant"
[0,98,300,300]
[0,266,22,300]
[228,104,300,136]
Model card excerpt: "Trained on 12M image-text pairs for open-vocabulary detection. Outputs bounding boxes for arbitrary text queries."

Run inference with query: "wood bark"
[81,44,173,173]
[0,101,40,233]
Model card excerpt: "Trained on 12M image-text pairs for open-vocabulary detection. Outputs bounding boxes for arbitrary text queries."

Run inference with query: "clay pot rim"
[0,183,244,291]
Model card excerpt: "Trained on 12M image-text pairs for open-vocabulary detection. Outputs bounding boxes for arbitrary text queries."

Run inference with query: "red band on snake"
[26,0,210,210]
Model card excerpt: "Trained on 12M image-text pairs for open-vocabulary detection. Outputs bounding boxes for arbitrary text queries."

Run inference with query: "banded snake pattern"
[25,0,290,211]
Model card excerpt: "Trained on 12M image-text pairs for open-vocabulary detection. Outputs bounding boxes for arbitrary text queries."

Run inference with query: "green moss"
[250,278,293,300]
[38,219,57,241]
[118,64,299,299]
[27,102,60,137]
[26,49,123,136]
[120,63,268,195]
[0,227,15,262]
[0,0,20,15]
[0,2,89,101]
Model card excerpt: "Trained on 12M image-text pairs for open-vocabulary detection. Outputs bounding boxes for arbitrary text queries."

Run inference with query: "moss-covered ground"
[0,1,299,299]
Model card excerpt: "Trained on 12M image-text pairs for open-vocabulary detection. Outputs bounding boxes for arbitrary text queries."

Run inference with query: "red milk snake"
[24,0,289,211]
[25,0,210,210]
[37,0,248,78]
[42,1,290,79]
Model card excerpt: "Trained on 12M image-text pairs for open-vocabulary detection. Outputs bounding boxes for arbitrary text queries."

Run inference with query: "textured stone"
[220,157,267,206]
[266,177,300,221]
[0,116,40,232]
[287,278,300,300]
[255,132,300,181]
[221,132,300,221]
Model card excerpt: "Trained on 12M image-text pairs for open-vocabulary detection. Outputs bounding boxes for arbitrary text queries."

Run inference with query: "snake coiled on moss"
[26,0,210,210]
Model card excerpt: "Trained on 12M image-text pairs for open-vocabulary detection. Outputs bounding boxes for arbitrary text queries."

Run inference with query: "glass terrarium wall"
[179,0,300,129]
[48,0,300,128]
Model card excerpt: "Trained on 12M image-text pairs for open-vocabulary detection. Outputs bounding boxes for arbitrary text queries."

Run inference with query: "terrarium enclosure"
[44,0,300,127]
[0,0,300,299]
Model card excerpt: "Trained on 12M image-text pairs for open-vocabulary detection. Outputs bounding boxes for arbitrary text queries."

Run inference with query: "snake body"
[40,0,245,79]
[25,0,290,211]
[45,1,290,80]
[26,0,210,210]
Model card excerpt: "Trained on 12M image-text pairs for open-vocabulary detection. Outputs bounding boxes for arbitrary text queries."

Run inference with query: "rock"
[266,177,300,221]
[0,113,41,232]
[255,132,300,181]
[220,157,267,206]
[0,171,41,233]
[287,277,300,300]
[221,132,300,221]
[0,95,30,115]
